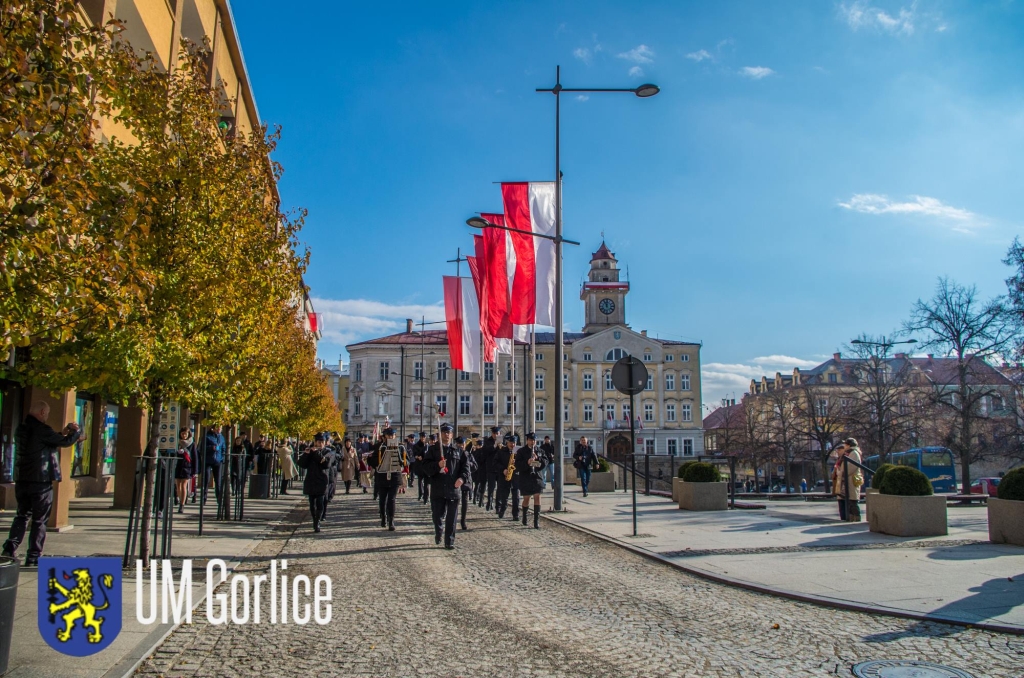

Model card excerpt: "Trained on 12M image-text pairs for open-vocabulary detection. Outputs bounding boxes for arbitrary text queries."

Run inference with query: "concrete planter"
[678,481,729,511]
[672,477,682,503]
[865,488,879,521]
[585,471,615,493]
[868,493,947,537]
[988,497,1024,547]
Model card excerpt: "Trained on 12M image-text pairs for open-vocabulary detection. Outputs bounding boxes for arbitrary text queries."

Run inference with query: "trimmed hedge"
[879,466,933,496]
[997,467,1024,502]
[682,461,721,483]
[871,463,897,490]
[596,456,611,473]
[677,460,698,479]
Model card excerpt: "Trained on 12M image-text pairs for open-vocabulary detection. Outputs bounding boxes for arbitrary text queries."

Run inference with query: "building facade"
[345,243,704,460]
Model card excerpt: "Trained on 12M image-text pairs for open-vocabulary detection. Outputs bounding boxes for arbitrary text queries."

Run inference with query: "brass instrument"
[503,448,516,481]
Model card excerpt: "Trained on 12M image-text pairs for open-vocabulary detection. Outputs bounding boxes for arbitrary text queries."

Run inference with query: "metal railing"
[123,455,178,567]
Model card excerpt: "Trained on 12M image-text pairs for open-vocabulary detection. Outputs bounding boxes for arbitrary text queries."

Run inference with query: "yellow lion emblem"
[47,568,114,644]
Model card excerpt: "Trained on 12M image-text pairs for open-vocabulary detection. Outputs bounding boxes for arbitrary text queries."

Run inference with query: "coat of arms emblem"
[38,557,122,656]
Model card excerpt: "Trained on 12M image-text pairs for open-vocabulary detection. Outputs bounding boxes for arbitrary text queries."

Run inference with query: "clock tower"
[581,241,629,333]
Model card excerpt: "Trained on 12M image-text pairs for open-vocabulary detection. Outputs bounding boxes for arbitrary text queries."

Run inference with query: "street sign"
[611,355,648,395]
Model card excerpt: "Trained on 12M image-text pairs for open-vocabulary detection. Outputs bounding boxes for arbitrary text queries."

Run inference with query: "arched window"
[605,348,626,361]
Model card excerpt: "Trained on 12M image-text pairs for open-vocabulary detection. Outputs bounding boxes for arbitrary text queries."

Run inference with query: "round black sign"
[611,355,648,396]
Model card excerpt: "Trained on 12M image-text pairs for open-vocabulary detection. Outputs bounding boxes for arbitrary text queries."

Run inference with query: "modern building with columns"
[345,242,704,462]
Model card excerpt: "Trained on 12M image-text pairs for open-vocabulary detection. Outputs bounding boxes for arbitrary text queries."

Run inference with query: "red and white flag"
[443,276,481,374]
[480,213,514,347]
[501,182,556,338]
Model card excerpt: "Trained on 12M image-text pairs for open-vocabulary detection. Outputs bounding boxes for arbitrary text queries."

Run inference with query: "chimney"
[833,352,841,361]
[406,318,414,333]
[641,330,647,336]
[927,354,934,359]
[339,355,345,370]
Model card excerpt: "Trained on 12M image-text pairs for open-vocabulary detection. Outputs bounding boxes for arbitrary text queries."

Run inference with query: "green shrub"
[677,460,698,479]
[997,467,1024,501]
[682,462,721,483]
[879,466,933,496]
[595,456,611,473]
[871,463,897,490]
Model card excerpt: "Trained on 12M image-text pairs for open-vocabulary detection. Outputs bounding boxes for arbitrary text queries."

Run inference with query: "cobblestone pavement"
[136,491,1023,678]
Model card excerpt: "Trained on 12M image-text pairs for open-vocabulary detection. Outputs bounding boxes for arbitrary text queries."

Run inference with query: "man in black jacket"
[422,423,470,549]
[368,428,406,531]
[493,433,520,520]
[481,426,501,510]
[573,437,598,497]
[2,401,81,566]
[413,431,429,503]
[296,433,335,533]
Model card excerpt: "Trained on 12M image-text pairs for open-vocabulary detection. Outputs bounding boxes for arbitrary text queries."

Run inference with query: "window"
[564,402,571,423]
[378,395,390,415]
[644,403,655,422]
[436,395,448,415]
[583,403,594,422]
[645,438,655,454]
[683,438,694,456]
[646,374,654,390]
[563,372,569,390]
[505,395,517,415]
[623,403,631,421]
[583,352,592,361]
[72,395,94,476]
[536,353,544,361]
[817,399,828,417]
[605,348,626,361]
[667,438,678,455]
[605,371,614,390]
[484,362,494,382]
[459,395,471,415]
[681,354,689,362]
[353,395,361,417]
[354,362,362,382]
[379,361,390,381]
[665,374,675,390]
[828,372,837,384]
[682,404,692,422]
[101,404,118,475]
[993,394,1005,411]
[414,362,423,381]
[506,361,518,381]
[583,373,594,390]
[666,404,676,422]
[437,361,448,381]
[483,395,494,416]
[666,354,674,362]
[535,371,545,390]
[681,374,691,391]
[605,403,616,420]
[643,351,652,362]
[535,402,546,422]
[412,395,422,415]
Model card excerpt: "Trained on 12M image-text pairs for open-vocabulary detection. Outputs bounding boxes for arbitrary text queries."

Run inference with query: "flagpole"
[480,335,486,439]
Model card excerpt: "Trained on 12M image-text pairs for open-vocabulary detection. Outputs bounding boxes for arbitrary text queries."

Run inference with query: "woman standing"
[516,432,547,529]
[174,428,195,514]
[276,440,297,495]
[340,438,358,494]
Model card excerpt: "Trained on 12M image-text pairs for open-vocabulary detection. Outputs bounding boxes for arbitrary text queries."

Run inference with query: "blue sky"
[231,0,1024,410]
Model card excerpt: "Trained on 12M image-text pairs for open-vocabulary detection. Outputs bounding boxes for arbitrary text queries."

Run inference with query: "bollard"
[0,556,19,676]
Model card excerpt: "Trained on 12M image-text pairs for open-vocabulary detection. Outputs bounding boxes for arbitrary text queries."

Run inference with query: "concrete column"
[113,403,148,509]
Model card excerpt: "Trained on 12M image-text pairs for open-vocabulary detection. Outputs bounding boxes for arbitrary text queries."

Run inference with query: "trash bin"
[0,556,18,676]
[248,474,270,499]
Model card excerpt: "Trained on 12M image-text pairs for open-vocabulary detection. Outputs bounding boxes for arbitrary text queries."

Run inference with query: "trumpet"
[503,448,516,482]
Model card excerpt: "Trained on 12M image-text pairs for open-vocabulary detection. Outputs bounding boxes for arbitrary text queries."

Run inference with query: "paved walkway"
[0,493,306,678]
[551,486,1024,633]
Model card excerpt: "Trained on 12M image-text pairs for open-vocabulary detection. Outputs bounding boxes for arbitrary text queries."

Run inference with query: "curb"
[541,511,1024,637]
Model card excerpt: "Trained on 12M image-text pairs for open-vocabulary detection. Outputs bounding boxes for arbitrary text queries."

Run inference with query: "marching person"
[296,432,335,533]
[321,433,339,522]
[482,426,501,510]
[459,436,477,531]
[340,438,358,494]
[493,433,520,520]
[276,439,297,495]
[573,436,597,497]
[174,427,195,514]
[367,427,406,531]
[2,401,81,566]
[517,433,547,529]
[403,433,416,490]
[423,423,470,549]
[413,431,430,503]
[471,433,487,506]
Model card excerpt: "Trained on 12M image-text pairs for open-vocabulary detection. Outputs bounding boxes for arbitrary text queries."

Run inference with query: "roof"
[755,354,1013,389]
[348,329,700,350]
[703,403,746,430]
[591,241,616,262]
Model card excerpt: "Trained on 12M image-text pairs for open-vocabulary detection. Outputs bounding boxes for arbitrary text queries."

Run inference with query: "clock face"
[599,298,616,315]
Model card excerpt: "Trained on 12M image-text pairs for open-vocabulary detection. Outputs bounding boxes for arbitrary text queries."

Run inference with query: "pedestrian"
[482,426,501,510]
[516,433,547,529]
[340,438,358,493]
[493,433,520,520]
[276,439,297,495]
[296,433,334,533]
[204,425,226,506]
[367,427,406,531]
[422,423,470,549]
[459,436,476,531]
[174,427,195,514]
[840,438,863,522]
[2,401,81,566]
[230,432,253,496]
[573,437,597,497]
[540,435,556,485]
[800,477,808,493]
[322,432,338,522]
[471,434,487,506]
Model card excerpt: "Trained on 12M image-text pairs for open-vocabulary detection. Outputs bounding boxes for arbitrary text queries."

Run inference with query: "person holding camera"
[2,401,82,566]
[573,437,597,497]
[297,432,335,533]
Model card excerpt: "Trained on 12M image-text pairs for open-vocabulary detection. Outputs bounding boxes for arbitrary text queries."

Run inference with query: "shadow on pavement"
[926,542,1024,561]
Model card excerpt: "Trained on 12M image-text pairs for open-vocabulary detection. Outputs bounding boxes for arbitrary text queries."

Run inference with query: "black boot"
[534,507,540,529]
[388,520,395,532]
[522,506,529,526]
[381,515,387,528]
[313,521,321,533]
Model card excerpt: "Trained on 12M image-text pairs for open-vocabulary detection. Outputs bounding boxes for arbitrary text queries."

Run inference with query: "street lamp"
[850,338,918,349]
[537,66,659,512]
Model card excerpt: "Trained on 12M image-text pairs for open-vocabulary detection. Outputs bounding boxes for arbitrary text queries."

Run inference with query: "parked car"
[969,477,1001,496]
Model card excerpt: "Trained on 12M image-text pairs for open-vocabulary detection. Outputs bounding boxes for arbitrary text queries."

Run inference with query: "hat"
[471,432,480,439]
[314,432,329,442]
[526,432,537,441]
[455,436,466,445]
[419,431,427,437]
[383,427,395,436]
[490,426,501,434]
[439,423,454,433]
[503,433,516,443]
[429,433,438,441]
[406,433,415,439]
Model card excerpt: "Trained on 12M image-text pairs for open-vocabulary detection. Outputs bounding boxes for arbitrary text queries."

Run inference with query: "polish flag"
[480,213,514,345]
[501,182,556,338]
[443,276,481,374]
[466,250,495,365]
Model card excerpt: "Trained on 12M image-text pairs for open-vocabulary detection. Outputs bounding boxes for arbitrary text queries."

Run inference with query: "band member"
[493,433,520,520]
[482,426,501,510]
[422,423,470,549]
[367,427,406,531]
[322,433,338,522]
[404,433,416,489]
[517,433,547,529]
[413,431,430,503]
[471,433,486,506]
[296,433,335,533]
[458,437,477,531]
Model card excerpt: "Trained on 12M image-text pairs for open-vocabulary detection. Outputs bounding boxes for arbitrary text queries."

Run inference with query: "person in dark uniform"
[296,433,335,533]
[413,431,430,503]
[517,433,547,529]
[458,436,477,531]
[471,433,486,506]
[481,426,501,510]
[422,423,470,549]
[404,433,416,488]
[367,427,406,531]
[493,433,521,520]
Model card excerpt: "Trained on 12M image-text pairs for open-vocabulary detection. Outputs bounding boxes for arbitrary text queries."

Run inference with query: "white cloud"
[617,44,654,64]
[575,94,589,102]
[312,297,445,360]
[838,1,916,35]
[701,355,822,410]
[686,49,712,62]
[573,47,592,65]
[628,66,644,78]
[837,194,979,232]
[739,66,775,79]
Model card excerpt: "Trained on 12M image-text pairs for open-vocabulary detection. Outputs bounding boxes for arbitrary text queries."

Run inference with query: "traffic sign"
[611,355,648,395]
